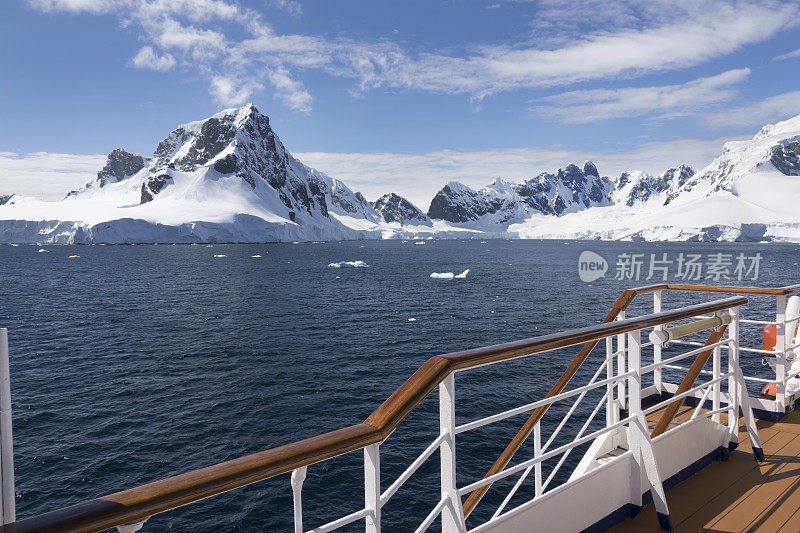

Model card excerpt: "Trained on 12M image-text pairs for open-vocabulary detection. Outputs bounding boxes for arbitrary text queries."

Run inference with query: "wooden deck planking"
[611,407,800,532]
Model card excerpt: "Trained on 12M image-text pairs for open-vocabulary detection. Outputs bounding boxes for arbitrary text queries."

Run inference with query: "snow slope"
[509,115,800,241]
[2,107,800,243]
[0,105,449,243]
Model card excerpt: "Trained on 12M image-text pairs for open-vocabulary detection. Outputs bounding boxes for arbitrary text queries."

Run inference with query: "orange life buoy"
[761,382,777,400]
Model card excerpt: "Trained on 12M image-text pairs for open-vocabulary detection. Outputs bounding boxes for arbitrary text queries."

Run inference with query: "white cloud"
[131,46,176,71]
[774,49,800,61]
[269,0,302,18]
[297,137,732,209]
[27,0,800,113]
[209,76,263,107]
[0,152,107,200]
[535,69,750,123]
[704,91,800,128]
[29,0,120,14]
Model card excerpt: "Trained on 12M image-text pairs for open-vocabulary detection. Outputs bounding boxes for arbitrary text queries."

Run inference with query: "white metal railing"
[283,300,755,533]
[655,291,800,415]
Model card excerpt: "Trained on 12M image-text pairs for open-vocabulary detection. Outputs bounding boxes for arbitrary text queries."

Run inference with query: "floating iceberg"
[37,248,48,253]
[68,255,79,258]
[213,254,227,258]
[251,254,262,258]
[408,318,417,322]
[328,260,368,268]
[431,269,469,280]
[414,241,425,245]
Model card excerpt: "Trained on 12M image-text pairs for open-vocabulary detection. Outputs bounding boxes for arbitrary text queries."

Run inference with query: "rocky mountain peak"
[96,148,146,187]
[0,195,16,206]
[372,193,432,226]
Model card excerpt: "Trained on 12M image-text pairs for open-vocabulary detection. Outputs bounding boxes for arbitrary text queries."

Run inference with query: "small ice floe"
[213,254,227,258]
[430,269,469,280]
[37,248,48,253]
[328,260,369,268]
[251,254,262,258]
[414,241,425,245]
[10,244,19,247]
[68,255,79,259]
[408,318,417,322]
[206,244,213,248]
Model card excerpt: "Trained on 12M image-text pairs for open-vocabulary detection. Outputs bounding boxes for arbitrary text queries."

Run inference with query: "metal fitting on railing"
[649,313,732,347]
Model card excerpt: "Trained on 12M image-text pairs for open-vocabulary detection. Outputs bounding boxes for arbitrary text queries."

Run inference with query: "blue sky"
[2,0,800,207]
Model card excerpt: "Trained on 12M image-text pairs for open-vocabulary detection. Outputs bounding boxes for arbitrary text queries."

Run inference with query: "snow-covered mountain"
[511,114,800,241]
[611,165,695,207]
[3,107,800,243]
[427,162,613,229]
[0,105,445,243]
[372,193,432,226]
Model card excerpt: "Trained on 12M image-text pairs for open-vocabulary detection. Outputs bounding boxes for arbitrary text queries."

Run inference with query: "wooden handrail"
[650,326,727,438]
[8,295,748,533]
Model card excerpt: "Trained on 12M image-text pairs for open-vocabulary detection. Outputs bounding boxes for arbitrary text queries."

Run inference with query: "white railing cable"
[305,508,370,533]
[640,339,729,374]
[454,369,634,435]
[412,497,448,533]
[457,415,634,497]
[455,371,631,435]
[380,432,447,506]
[541,389,611,492]
[541,360,608,452]
[642,373,733,416]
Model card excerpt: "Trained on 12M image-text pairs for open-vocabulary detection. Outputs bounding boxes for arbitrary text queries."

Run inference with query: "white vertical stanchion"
[439,374,463,533]
[653,291,663,393]
[291,466,307,533]
[627,328,642,514]
[533,422,543,498]
[606,336,616,426]
[727,307,741,452]
[617,312,627,415]
[364,444,381,533]
[712,343,721,424]
[627,328,672,530]
[776,295,787,411]
[0,329,14,526]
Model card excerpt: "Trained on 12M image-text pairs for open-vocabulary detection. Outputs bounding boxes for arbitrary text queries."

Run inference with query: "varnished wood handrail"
[8,295,748,533]
[650,326,727,438]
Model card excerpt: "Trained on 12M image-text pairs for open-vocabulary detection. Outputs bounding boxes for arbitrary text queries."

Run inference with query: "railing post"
[606,336,616,426]
[776,295,788,411]
[0,329,14,526]
[440,373,462,532]
[533,421,542,498]
[727,306,741,451]
[627,328,642,514]
[617,312,627,415]
[653,291,663,393]
[712,340,721,424]
[364,444,381,533]
[291,466,307,533]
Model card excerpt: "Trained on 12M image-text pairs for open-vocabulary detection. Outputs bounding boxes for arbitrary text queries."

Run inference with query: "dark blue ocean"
[1,240,797,531]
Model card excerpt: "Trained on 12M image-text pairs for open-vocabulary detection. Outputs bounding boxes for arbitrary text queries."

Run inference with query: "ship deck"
[612,405,800,532]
